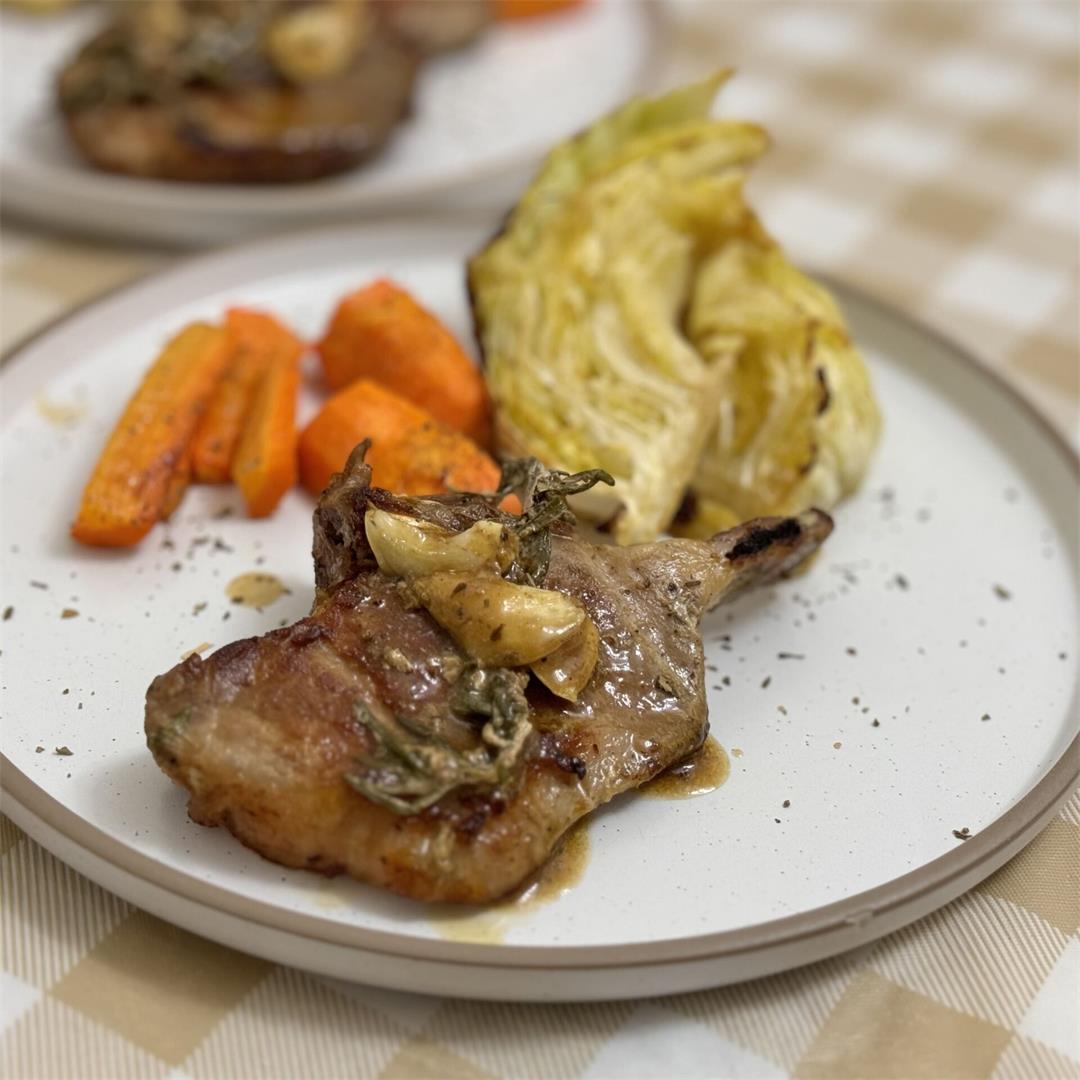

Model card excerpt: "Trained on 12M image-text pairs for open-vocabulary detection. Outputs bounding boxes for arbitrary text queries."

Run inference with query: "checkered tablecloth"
[2,2,1077,1077]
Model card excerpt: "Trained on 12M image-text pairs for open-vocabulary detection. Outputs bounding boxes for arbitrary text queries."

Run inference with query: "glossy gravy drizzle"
[226,572,286,608]
[515,821,590,907]
[429,823,590,944]
[640,736,730,799]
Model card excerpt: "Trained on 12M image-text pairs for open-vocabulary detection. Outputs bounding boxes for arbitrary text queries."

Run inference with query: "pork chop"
[57,3,419,184]
[145,447,831,902]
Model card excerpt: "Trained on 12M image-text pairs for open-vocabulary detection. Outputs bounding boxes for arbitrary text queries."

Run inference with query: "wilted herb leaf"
[497,460,614,584]
[346,668,531,815]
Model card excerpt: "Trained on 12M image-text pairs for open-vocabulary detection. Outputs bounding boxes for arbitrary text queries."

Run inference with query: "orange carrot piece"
[298,379,515,511]
[317,279,493,447]
[191,309,302,483]
[230,351,301,519]
[161,444,193,521]
[494,0,585,18]
[71,322,230,547]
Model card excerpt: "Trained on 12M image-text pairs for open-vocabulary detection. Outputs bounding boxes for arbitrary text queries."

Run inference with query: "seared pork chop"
[57,3,418,184]
[146,448,831,902]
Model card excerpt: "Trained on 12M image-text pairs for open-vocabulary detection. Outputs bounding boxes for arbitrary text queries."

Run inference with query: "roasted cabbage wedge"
[469,73,880,543]
[677,236,882,536]
[470,72,770,544]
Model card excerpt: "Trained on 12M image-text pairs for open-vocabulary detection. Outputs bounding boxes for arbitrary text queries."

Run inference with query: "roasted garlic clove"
[265,1,372,85]
[365,510,518,580]
[530,617,599,702]
[411,572,585,668]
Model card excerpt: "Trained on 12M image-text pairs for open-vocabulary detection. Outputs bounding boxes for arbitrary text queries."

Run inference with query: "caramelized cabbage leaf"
[470,73,880,543]
[676,237,882,536]
[470,72,769,543]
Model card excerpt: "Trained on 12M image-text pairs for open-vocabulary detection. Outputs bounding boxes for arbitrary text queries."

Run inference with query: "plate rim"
[0,0,662,229]
[1,222,1077,973]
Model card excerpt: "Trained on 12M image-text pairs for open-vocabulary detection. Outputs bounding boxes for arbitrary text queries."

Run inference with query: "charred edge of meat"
[554,751,587,779]
[536,733,587,780]
[288,623,328,646]
[544,747,587,781]
[726,518,804,561]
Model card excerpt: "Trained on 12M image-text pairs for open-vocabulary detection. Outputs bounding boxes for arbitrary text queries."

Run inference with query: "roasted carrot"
[298,380,515,510]
[231,349,301,518]
[191,309,303,484]
[72,322,230,547]
[317,279,493,447]
[161,445,193,521]
[494,0,585,18]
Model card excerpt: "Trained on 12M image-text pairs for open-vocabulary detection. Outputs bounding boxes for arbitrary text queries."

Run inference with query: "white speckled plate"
[0,0,653,246]
[1,223,1077,1001]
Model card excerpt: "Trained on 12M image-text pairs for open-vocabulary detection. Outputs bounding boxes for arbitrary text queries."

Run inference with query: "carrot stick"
[317,279,493,447]
[72,322,230,547]
[230,350,301,518]
[298,379,515,510]
[161,445,192,521]
[191,309,302,483]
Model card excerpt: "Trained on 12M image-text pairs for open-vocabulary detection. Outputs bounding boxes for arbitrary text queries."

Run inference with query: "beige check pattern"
[2,794,1078,1079]
[2,1,1077,1076]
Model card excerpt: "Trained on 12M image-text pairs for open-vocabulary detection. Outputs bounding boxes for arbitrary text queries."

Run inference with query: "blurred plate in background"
[0,0,654,246]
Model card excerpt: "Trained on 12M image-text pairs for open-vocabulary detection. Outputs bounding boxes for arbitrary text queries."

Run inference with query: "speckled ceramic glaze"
[0,1,652,245]
[2,224,1076,1000]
